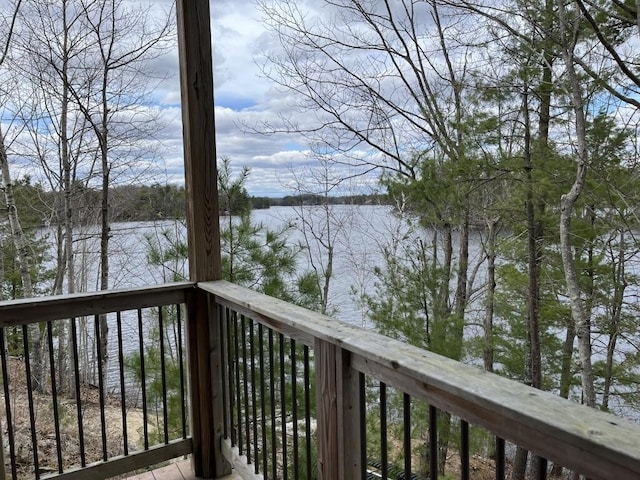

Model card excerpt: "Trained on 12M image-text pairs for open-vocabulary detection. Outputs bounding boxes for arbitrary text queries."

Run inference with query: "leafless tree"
[61,0,173,377]
[285,155,354,315]
[0,0,49,393]
[5,0,174,388]
[572,0,640,109]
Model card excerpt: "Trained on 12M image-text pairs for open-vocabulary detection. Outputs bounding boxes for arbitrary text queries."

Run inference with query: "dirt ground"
[0,357,148,479]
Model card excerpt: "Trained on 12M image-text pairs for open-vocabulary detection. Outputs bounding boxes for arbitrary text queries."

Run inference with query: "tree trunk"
[59,0,73,392]
[0,133,33,298]
[0,227,4,301]
[521,4,555,474]
[99,134,109,383]
[523,89,542,391]
[513,80,544,480]
[0,127,45,391]
[511,447,528,480]
[602,232,625,410]
[436,223,453,320]
[452,204,470,361]
[483,218,499,373]
[558,0,596,408]
[52,223,65,295]
[559,319,576,400]
[97,44,111,384]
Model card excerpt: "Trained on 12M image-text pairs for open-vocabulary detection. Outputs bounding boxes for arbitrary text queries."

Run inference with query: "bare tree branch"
[0,0,22,67]
[574,0,640,89]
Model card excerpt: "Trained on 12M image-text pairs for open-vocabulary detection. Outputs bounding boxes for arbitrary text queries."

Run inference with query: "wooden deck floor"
[124,460,242,480]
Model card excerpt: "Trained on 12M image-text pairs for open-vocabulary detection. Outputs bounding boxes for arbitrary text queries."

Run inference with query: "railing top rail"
[201,280,640,480]
[0,281,195,327]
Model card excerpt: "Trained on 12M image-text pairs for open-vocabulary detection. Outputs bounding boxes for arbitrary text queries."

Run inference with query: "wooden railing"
[0,283,194,480]
[201,280,640,480]
[2,280,640,480]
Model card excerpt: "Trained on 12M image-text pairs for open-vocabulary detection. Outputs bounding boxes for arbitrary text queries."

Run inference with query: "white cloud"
[0,0,381,197]
[127,0,328,196]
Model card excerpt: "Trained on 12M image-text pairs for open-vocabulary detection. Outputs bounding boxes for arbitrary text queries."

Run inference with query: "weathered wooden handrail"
[0,282,194,327]
[200,279,640,480]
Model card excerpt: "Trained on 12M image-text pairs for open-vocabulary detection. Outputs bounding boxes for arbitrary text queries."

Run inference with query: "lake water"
[61,205,406,393]
[86,204,405,324]
[56,204,493,390]
[43,205,640,417]
[93,204,495,393]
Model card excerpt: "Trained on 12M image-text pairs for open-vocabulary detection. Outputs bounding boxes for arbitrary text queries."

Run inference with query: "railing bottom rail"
[42,439,193,480]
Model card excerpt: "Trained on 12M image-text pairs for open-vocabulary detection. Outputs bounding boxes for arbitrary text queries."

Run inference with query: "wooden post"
[315,339,338,480]
[337,349,364,480]
[176,0,229,478]
[315,339,364,480]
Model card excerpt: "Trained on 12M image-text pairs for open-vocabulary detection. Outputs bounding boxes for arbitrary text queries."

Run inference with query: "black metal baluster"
[258,324,268,478]
[241,315,251,463]
[250,319,259,474]
[496,437,505,480]
[234,312,243,453]
[158,307,169,444]
[269,329,277,480]
[116,312,128,455]
[304,345,311,480]
[0,329,17,479]
[538,457,548,480]
[429,405,438,480]
[46,321,63,472]
[461,420,470,480]
[226,308,236,447]
[176,304,187,439]
[403,393,411,480]
[95,315,107,461]
[70,318,86,465]
[137,309,149,450]
[279,333,288,480]
[22,325,39,479]
[359,372,366,480]
[290,339,298,479]
[220,306,229,441]
[380,382,388,480]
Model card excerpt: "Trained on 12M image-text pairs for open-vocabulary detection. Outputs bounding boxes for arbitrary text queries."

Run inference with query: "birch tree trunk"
[0,233,3,301]
[0,127,45,391]
[59,0,73,393]
[558,0,596,408]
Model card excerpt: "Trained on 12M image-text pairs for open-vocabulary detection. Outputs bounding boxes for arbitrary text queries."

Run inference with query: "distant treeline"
[5,181,389,228]
[250,193,389,209]
[5,182,188,227]
[111,187,389,219]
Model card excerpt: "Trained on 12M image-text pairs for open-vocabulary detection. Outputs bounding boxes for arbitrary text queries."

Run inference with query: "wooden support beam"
[337,349,365,480]
[315,339,338,480]
[48,440,193,480]
[176,1,221,282]
[315,340,364,480]
[0,282,192,327]
[176,0,227,478]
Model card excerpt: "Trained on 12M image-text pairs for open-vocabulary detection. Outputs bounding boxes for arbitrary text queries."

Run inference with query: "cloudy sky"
[0,0,371,197]
[154,0,362,197]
